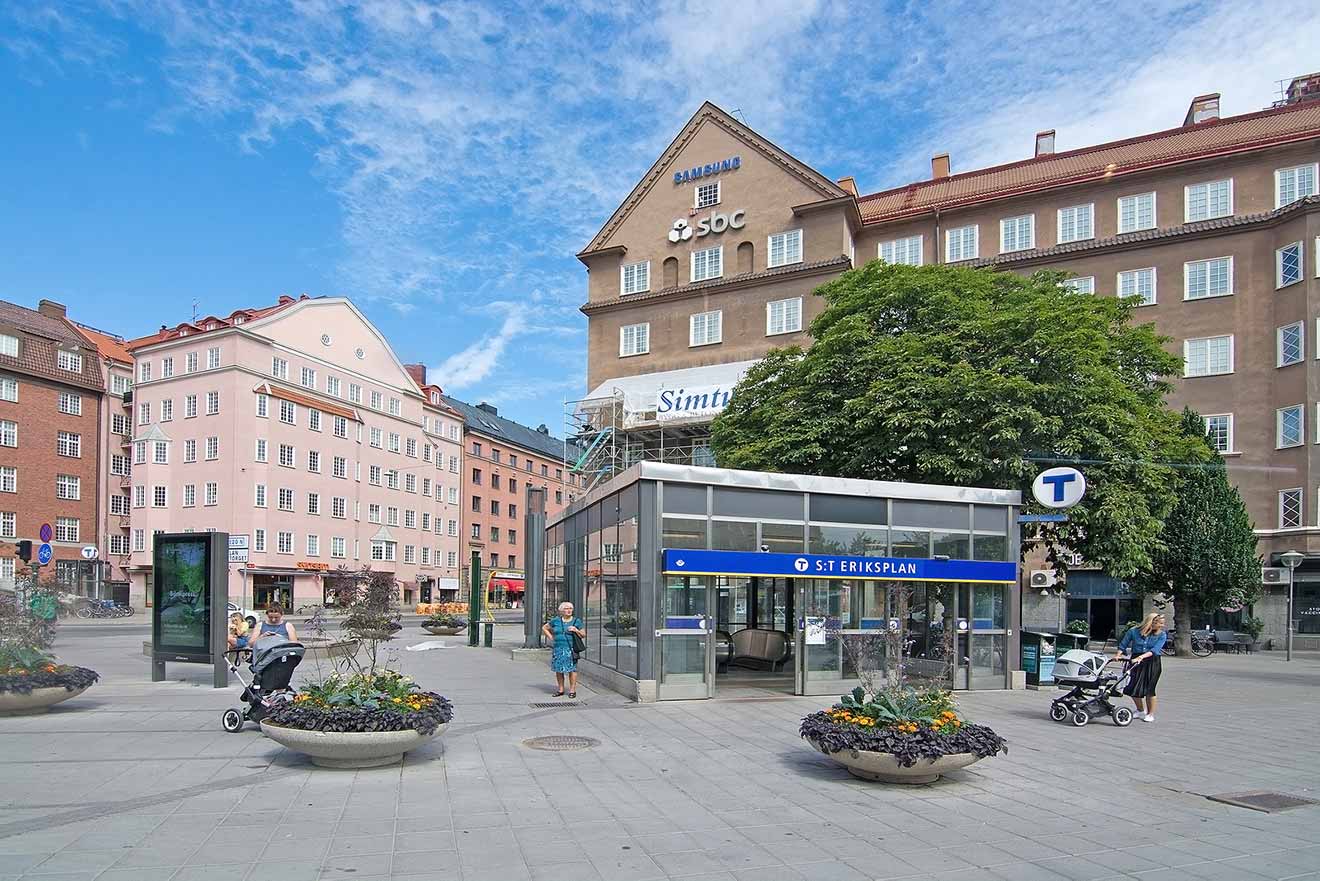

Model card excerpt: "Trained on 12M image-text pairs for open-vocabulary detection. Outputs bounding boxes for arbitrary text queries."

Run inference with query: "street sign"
[228,534,249,550]
[80,545,98,560]
[39,523,52,543]
[1032,467,1086,509]
[37,543,53,565]
[228,548,249,563]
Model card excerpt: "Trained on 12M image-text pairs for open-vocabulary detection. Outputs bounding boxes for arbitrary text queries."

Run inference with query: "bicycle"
[1161,630,1213,657]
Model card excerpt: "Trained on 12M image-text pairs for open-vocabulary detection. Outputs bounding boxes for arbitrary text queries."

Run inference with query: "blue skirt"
[551,643,577,673]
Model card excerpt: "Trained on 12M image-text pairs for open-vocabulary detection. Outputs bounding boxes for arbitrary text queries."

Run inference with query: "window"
[691,245,722,282]
[332,497,347,518]
[388,432,400,453]
[57,350,82,373]
[134,485,145,508]
[279,400,295,424]
[999,214,1035,253]
[307,450,321,473]
[255,438,268,463]
[1061,276,1095,295]
[421,512,431,530]
[406,438,417,458]
[0,466,14,493]
[447,550,458,567]
[490,526,500,542]
[1279,322,1305,367]
[278,532,294,554]
[1278,242,1303,288]
[161,357,174,378]
[333,415,348,438]
[0,513,13,539]
[301,366,316,388]
[405,473,417,493]
[184,352,198,374]
[109,535,130,555]
[404,509,417,529]
[110,493,129,515]
[619,323,649,357]
[370,465,382,486]
[403,545,416,564]
[112,413,129,435]
[1185,257,1233,300]
[253,529,265,552]
[0,377,17,403]
[131,528,145,551]
[1118,192,1156,233]
[307,493,320,515]
[695,180,720,208]
[1275,163,1318,208]
[1057,204,1094,243]
[306,409,321,432]
[349,383,362,403]
[204,482,218,506]
[491,499,500,516]
[112,374,131,395]
[206,391,219,415]
[689,310,722,347]
[278,444,295,467]
[184,394,197,418]
[0,334,17,357]
[183,484,197,507]
[449,520,458,537]
[370,427,383,448]
[1279,488,1304,529]
[58,392,81,416]
[0,420,14,447]
[207,347,221,369]
[333,456,347,479]
[1117,268,1156,306]
[1201,410,1230,453]
[272,357,288,379]
[370,390,383,410]
[56,474,80,500]
[198,436,216,461]
[57,431,80,458]
[138,401,150,425]
[421,547,431,564]
[621,261,650,295]
[1185,179,1232,222]
[389,397,401,416]
[1278,405,1304,449]
[368,504,381,523]
[306,534,320,557]
[768,229,803,267]
[448,487,458,504]
[55,517,79,542]
[278,488,294,512]
[255,484,267,508]
[945,225,977,261]
[139,361,151,382]
[256,394,269,418]
[370,540,396,562]
[765,297,803,336]
[1184,335,1233,377]
[152,485,167,508]
[133,440,146,464]
[331,536,346,558]
[878,235,922,265]
[386,470,399,490]
[450,456,459,473]
[327,376,341,397]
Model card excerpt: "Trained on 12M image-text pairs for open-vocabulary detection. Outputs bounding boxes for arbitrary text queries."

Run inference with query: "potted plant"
[297,605,360,663]
[261,568,454,768]
[422,612,467,636]
[605,611,638,637]
[1065,619,1090,635]
[1240,615,1265,645]
[0,582,99,715]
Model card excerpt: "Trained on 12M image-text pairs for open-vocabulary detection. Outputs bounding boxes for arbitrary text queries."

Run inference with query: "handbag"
[569,619,587,659]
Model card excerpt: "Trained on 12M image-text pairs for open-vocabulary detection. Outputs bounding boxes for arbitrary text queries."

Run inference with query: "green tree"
[710,262,1205,577]
[1130,409,1260,655]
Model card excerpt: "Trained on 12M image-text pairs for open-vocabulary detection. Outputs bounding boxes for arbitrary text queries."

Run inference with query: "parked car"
[227,602,259,630]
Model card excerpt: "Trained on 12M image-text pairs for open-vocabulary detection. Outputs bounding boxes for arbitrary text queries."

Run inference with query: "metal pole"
[468,551,481,647]
[524,486,547,648]
[1287,566,1294,662]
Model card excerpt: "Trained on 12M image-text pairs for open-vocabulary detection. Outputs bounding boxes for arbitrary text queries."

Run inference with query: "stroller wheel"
[1049,703,1069,722]
[221,708,244,733]
[1112,706,1134,727]
[1070,711,1090,727]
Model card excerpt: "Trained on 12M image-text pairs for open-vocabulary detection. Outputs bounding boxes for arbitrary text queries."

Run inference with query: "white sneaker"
[1142,714,1155,722]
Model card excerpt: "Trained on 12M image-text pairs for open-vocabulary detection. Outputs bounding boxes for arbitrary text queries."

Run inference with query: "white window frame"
[689,310,723,347]
[945,225,978,262]
[207,346,221,369]
[1277,405,1305,449]
[1279,487,1304,530]
[999,214,1035,253]
[0,334,18,358]
[619,323,650,357]
[57,350,83,373]
[694,180,721,209]
[1117,192,1156,233]
[1275,163,1319,208]
[620,261,650,296]
[1278,321,1305,368]
[878,235,923,266]
[1117,267,1157,306]
[1056,204,1094,244]
[1277,241,1303,289]
[0,376,17,402]
[279,400,296,424]
[767,229,803,268]
[1184,179,1233,223]
[1183,335,1234,378]
[1061,276,1095,295]
[1184,256,1234,301]
[205,482,218,506]
[691,245,723,282]
[272,357,288,380]
[766,297,803,336]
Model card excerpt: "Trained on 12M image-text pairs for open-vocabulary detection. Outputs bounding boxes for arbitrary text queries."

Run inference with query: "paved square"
[3,622,1319,881]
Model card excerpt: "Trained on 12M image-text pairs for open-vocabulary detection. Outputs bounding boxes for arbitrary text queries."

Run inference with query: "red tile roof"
[127,295,314,350]
[0,300,106,391]
[256,382,359,422]
[858,101,1320,223]
[74,324,134,365]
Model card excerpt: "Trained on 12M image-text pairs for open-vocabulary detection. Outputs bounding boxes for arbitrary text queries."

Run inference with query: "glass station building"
[544,463,1021,701]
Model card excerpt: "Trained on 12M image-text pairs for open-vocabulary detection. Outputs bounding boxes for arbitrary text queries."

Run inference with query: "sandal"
[554,690,565,697]
[568,692,577,699]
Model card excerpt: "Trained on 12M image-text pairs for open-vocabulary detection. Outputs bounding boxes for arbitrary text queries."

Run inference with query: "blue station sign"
[662,549,1017,584]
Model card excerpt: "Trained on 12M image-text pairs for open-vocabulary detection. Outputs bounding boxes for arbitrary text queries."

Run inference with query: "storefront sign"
[296,561,330,571]
[667,210,746,244]
[662,548,1017,583]
[656,384,733,422]
[673,155,740,185]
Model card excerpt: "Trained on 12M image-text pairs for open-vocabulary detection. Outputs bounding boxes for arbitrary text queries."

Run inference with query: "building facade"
[0,300,106,592]
[124,295,464,609]
[576,77,1320,645]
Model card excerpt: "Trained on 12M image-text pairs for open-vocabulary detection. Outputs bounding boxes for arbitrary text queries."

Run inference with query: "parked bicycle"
[1160,629,1213,657]
[75,598,134,619]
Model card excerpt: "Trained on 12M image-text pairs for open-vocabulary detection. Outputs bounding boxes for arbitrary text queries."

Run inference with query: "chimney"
[1184,93,1220,126]
[931,153,950,179]
[476,402,498,416]
[836,176,858,196]
[1285,73,1320,105]
[403,363,427,386]
[277,295,295,305]
[37,299,67,320]
[1034,129,1056,157]
[536,424,550,435]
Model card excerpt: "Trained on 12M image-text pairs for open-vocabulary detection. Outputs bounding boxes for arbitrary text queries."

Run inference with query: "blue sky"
[3,1,1319,433]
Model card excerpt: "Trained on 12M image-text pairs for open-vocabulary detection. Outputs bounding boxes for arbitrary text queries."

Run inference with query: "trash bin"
[1021,631,1058,687]
[1053,633,1090,653]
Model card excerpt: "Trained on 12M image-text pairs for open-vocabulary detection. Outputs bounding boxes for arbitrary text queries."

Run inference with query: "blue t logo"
[1041,472,1076,503]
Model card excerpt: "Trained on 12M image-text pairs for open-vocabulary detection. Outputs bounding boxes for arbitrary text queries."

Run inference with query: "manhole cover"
[523,735,599,751]
[1206,791,1320,813]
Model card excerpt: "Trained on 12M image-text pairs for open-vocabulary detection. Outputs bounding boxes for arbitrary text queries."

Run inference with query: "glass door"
[657,575,714,700]
[967,583,1008,689]
[795,579,863,696]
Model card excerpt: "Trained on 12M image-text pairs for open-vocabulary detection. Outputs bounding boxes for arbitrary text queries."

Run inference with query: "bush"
[1241,615,1265,641]
[424,613,467,629]
[1065,619,1090,635]
[265,671,453,735]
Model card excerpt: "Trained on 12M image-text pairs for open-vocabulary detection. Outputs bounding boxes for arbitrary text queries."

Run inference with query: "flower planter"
[807,739,982,784]
[0,684,91,716]
[422,626,465,636]
[261,720,447,768]
[300,638,360,662]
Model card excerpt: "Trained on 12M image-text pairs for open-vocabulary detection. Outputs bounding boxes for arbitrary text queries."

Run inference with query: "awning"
[489,577,524,593]
[578,360,758,428]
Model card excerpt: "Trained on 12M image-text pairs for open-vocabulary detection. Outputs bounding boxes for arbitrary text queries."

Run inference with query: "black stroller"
[1048,650,1134,727]
[221,639,304,732]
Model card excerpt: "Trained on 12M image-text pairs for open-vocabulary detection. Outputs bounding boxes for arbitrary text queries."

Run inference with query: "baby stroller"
[220,639,304,732]
[1049,649,1134,727]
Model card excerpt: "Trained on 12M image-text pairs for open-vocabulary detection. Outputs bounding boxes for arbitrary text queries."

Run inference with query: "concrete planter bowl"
[300,637,360,663]
[807,739,982,785]
[0,685,91,716]
[422,625,466,636]
[261,720,447,768]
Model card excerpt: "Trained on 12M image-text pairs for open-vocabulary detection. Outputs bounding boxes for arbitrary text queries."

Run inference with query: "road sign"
[39,523,52,543]
[1032,467,1086,509]
[228,548,249,563]
[228,534,249,550]
[37,543,53,565]
[80,545,98,560]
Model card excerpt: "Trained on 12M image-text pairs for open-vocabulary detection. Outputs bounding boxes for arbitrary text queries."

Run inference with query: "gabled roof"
[858,100,1320,223]
[579,101,849,260]
[441,395,579,462]
[73,323,134,365]
[127,295,313,349]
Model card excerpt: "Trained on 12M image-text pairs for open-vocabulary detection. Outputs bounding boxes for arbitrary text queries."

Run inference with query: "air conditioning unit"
[1261,567,1287,585]
[1030,570,1057,589]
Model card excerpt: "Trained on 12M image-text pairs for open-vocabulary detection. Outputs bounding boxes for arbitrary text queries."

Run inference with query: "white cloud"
[428,308,526,390]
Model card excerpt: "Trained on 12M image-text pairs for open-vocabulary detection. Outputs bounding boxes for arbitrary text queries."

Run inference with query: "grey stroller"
[221,639,304,732]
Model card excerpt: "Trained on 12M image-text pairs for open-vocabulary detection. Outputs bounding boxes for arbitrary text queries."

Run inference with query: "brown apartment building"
[574,74,1320,647]
[0,300,107,592]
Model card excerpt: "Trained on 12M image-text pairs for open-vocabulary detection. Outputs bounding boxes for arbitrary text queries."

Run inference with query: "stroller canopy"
[250,639,305,675]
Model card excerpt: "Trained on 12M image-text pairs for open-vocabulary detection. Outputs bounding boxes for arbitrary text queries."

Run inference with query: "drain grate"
[1206,791,1320,813]
[523,735,599,751]
[528,701,583,709]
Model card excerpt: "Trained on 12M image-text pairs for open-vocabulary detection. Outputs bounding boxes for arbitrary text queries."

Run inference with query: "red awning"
[490,578,524,593]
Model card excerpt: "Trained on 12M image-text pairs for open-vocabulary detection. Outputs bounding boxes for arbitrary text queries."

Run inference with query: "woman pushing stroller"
[1115,612,1167,723]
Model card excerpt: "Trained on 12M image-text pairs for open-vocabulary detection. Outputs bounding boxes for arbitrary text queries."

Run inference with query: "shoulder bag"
[570,618,586,660]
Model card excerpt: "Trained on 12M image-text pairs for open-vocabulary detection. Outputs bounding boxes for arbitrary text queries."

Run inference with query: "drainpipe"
[933,208,942,265]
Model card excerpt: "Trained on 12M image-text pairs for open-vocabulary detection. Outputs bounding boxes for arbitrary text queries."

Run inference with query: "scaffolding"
[564,388,717,492]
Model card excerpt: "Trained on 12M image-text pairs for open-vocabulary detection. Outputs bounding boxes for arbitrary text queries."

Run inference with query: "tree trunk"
[1173,595,1193,657]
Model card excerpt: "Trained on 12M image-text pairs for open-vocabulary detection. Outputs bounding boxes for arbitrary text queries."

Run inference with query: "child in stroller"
[220,638,304,732]
[1049,649,1134,727]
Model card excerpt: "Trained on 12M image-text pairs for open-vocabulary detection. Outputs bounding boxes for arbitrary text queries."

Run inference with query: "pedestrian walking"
[541,601,585,698]
[1116,612,1167,722]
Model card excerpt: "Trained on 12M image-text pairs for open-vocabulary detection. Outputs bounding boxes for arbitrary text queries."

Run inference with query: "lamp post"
[1280,551,1304,662]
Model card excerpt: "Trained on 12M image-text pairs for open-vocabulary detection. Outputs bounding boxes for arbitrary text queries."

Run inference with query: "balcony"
[121,390,132,406]
[118,473,132,487]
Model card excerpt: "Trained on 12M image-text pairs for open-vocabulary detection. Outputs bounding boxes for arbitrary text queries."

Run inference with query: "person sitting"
[227,612,250,650]
[253,604,298,643]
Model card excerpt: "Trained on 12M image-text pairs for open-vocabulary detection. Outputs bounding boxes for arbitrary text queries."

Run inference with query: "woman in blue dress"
[541,601,584,698]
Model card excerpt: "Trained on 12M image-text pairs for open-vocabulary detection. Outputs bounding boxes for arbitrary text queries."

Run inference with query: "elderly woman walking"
[541,601,585,698]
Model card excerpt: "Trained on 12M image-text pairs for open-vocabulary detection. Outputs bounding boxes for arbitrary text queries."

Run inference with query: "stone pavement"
[3,625,1319,881]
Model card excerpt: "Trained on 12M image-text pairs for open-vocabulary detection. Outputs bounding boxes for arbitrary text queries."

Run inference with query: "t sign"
[1031,467,1087,509]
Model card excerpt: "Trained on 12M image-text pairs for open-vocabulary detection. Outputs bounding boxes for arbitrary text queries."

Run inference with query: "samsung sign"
[656,384,733,422]
[674,155,741,185]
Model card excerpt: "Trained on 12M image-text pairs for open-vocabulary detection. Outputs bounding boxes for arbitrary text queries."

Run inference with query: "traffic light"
[16,540,32,562]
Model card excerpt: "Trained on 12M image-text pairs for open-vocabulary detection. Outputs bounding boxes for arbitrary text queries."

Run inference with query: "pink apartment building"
[123,295,464,609]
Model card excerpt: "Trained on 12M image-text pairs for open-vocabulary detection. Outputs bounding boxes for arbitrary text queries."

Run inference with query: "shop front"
[545,462,1021,701]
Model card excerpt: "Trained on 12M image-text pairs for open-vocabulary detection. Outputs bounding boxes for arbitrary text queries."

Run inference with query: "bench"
[729,628,791,672]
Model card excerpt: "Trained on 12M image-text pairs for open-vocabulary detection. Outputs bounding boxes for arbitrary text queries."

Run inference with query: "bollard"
[483,621,493,647]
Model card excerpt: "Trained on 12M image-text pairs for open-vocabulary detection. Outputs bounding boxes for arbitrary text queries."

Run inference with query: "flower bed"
[0,646,99,696]
[264,671,453,736]
[422,613,467,631]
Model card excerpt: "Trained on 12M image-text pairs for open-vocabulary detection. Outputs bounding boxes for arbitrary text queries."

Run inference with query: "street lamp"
[1280,550,1304,663]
